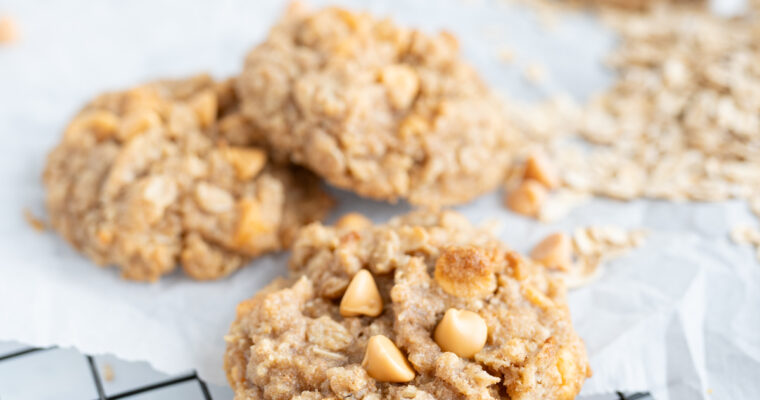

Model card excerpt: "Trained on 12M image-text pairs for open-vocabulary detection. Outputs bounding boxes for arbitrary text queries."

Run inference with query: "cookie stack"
[43,3,590,398]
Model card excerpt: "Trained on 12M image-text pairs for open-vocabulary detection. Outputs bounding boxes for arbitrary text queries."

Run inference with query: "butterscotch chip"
[118,109,162,141]
[433,309,488,358]
[188,89,218,129]
[237,5,517,206]
[43,74,333,281]
[225,210,590,399]
[339,269,383,317]
[524,151,559,189]
[0,16,18,44]
[362,335,416,382]
[505,179,548,216]
[530,232,573,271]
[434,246,497,298]
[220,146,267,180]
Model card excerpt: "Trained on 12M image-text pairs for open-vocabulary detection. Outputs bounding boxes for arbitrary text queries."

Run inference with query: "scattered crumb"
[523,63,547,84]
[102,364,115,381]
[0,16,18,44]
[497,46,516,64]
[24,208,46,232]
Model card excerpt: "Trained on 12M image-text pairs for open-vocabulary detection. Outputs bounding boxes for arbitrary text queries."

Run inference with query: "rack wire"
[0,346,211,400]
[0,345,651,399]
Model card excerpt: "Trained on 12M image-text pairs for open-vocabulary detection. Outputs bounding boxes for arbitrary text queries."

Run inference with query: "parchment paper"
[1,1,758,398]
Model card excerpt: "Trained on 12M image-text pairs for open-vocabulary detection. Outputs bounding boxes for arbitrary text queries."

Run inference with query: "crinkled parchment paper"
[0,0,758,398]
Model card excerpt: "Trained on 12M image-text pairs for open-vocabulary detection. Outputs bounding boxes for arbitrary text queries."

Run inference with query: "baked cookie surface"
[224,211,590,399]
[237,5,516,206]
[43,74,333,281]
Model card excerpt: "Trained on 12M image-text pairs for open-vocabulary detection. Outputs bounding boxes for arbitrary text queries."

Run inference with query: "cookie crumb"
[24,208,46,232]
[523,63,547,84]
[497,46,515,64]
[0,16,18,44]
[102,364,115,381]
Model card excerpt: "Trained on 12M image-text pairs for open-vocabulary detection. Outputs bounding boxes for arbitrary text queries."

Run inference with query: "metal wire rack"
[0,345,651,400]
[0,346,211,400]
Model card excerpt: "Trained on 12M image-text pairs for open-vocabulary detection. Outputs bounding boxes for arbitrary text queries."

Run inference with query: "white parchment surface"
[1,1,758,398]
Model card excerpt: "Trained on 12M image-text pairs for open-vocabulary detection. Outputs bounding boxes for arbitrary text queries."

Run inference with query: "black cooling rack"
[0,345,651,400]
[0,346,211,400]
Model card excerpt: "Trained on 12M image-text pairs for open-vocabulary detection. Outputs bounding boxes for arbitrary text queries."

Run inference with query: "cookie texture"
[43,74,333,281]
[224,211,590,399]
[237,5,515,206]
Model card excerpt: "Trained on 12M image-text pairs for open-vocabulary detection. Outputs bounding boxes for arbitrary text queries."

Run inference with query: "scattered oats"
[524,63,547,84]
[503,1,760,225]
[734,224,760,262]
[538,189,591,222]
[312,347,347,360]
[750,195,760,218]
[102,364,115,382]
[559,225,647,289]
[0,16,18,44]
[478,218,504,236]
[733,225,760,245]
[24,208,46,232]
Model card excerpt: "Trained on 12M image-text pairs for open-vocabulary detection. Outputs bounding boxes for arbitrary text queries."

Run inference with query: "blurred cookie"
[237,5,516,206]
[44,74,333,281]
[225,210,590,399]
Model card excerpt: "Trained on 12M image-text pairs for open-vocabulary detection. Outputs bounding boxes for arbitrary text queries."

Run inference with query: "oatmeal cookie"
[225,210,590,399]
[43,74,333,281]
[236,5,516,206]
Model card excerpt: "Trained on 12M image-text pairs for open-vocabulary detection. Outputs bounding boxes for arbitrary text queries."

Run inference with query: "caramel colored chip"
[65,110,120,142]
[524,151,559,189]
[361,335,415,383]
[0,16,18,44]
[233,199,277,253]
[221,146,267,181]
[335,212,372,231]
[434,309,488,358]
[189,90,218,129]
[434,246,497,298]
[378,64,420,110]
[504,179,547,217]
[118,110,162,141]
[340,269,383,317]
[530,232,572,271]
